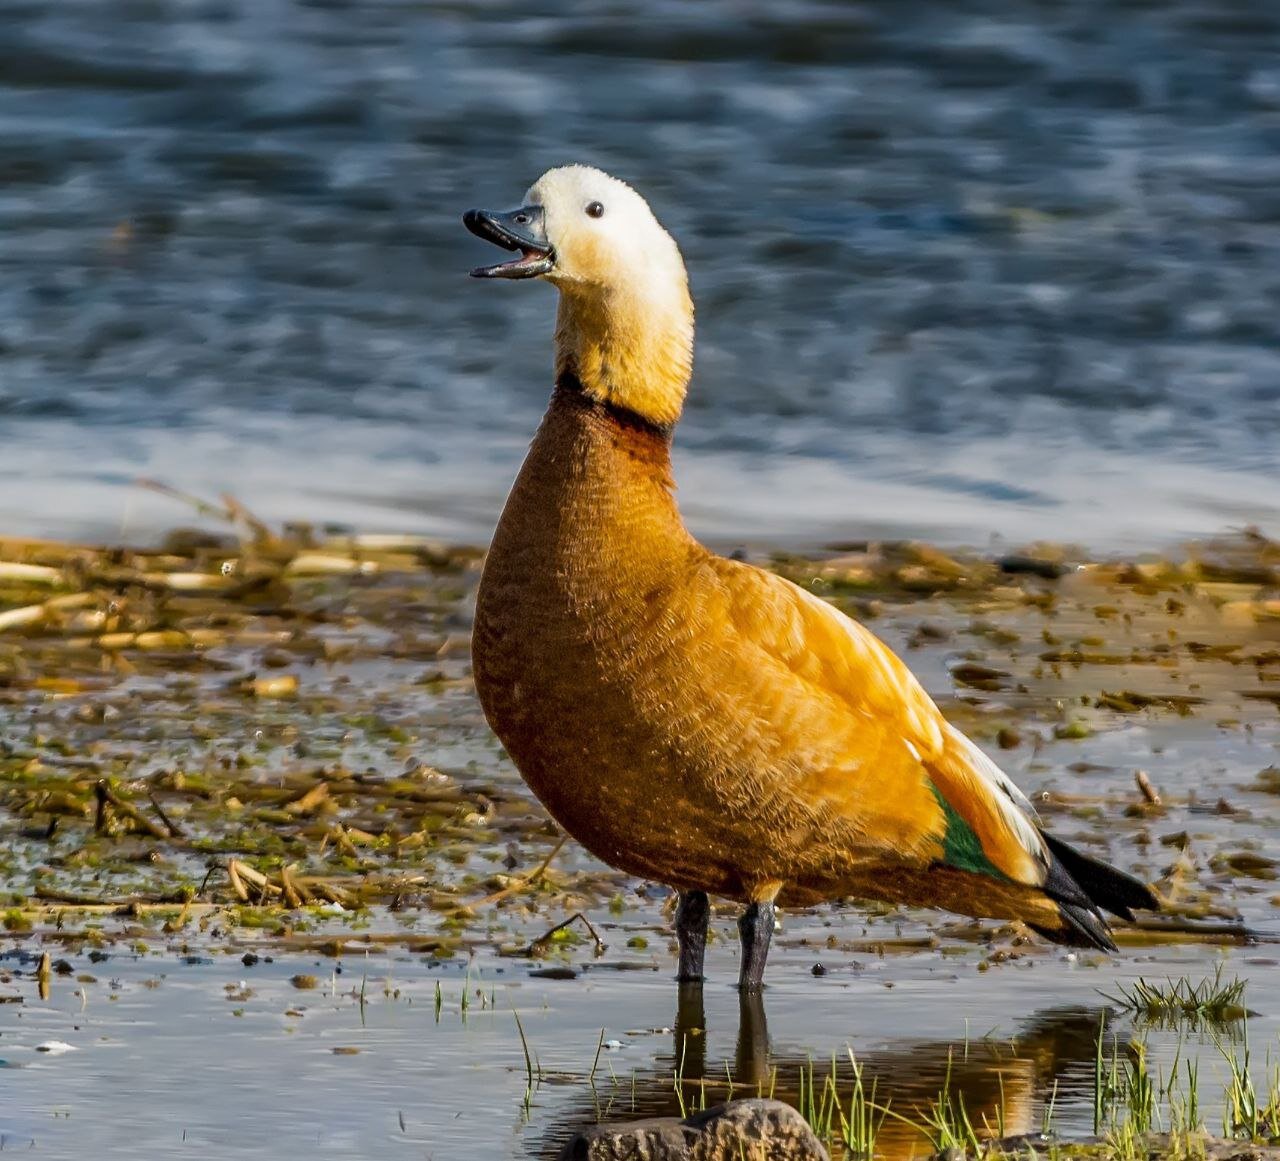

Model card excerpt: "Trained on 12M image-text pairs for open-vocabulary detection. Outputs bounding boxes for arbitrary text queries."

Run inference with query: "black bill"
[463,205,555,279]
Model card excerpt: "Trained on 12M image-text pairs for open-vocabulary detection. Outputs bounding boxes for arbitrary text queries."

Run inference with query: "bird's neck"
[487,374,695,586]
[552,283,694,432]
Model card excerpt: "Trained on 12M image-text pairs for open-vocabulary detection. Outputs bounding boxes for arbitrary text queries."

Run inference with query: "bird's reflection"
[547,985,1110,1159]
[675,983,772,1091]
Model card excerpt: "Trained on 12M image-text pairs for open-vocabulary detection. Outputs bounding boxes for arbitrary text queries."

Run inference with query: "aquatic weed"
[1102,966,1248,1031]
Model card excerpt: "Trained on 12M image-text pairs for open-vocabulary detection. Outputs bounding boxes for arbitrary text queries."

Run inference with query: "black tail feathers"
[1031,830,1160,953]
[1042,831,1160,920]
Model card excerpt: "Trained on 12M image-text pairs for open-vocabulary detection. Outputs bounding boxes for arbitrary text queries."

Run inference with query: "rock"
[1147,1135,1280,1161]
[558,1098,830,1160]
[997,554,1071,580]
[996,726,1022,750]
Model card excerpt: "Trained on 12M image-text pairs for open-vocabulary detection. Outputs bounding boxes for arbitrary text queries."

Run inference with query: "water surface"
[2,0,1279,547]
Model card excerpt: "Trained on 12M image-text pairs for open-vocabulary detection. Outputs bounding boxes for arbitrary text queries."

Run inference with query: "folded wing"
[708,558,1156,946]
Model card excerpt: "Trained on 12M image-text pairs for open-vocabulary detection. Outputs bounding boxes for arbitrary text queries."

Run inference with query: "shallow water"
[1,537,1278,1156]
[2,938,1278,1158]
[2,0,1279,548]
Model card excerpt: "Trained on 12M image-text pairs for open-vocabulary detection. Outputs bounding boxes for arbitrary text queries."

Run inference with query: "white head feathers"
[525,165,688,301]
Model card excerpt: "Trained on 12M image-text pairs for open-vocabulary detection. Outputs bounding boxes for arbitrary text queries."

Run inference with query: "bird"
[462,165,1158,991]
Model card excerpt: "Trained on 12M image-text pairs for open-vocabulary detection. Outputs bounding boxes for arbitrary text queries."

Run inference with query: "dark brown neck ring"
[553,371,675,444]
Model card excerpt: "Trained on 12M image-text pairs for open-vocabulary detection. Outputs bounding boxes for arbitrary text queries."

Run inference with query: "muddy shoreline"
[0,512,1277,1157]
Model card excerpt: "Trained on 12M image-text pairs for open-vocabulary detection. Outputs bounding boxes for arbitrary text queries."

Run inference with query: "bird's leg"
[675,890,710,982]
[737,900,775,991]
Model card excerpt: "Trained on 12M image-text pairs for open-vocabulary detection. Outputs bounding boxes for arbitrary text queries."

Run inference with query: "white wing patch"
[947,725,1047,869]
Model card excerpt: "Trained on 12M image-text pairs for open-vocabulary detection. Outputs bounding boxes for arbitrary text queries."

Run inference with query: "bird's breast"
[470,389,779,895]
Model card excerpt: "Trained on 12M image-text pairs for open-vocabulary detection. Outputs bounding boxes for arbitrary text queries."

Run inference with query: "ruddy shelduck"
[463,166,1157,990]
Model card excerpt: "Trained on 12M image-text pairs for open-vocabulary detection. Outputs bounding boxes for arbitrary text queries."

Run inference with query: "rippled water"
[2,0,1279,546]
[4,942,1276,1159]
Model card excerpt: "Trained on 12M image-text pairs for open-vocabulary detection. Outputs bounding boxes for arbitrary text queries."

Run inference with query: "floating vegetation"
[0,506,1274,936]
[537,995,1272,1160]
[0,488,640,958]
[1,497,1278,1159]
[627,1007,1280,1160]
[1103,968,1250,1030]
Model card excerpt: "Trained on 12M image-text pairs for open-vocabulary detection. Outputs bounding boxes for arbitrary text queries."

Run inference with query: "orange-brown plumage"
[465,165,1157,984]
[475,380,1044,915]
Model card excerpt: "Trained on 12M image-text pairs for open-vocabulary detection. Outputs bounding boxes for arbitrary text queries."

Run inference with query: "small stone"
[1053,720,1092,740]
[251,674,299,699]
[997,555,1070,579]
[35,1041,77,1055]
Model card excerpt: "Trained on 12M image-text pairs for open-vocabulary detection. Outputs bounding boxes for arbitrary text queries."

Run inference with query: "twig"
[32,886,193,907]
[171,896,194,930]
[308,881,352,907]
[526,911,607,958]
[227,859,281,903]
[588,1027,606,1085]
[1134,769,1162,806]
[1123,918,1269,945]
[226,860,250,902]
[474,836,568,906]
[134,478,234,524]
[0,592,96,633]
[0,561,62,585]
[195,865,220,900]
[94,781,171,840]
[220,492,276,544]
[146,791,185,838]
[327,825,359,857]
[0,603,46,631]
[12,753,104,772]
[280,862,306,908]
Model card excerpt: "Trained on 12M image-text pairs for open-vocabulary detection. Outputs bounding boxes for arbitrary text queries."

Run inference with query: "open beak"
[463,205,555,279]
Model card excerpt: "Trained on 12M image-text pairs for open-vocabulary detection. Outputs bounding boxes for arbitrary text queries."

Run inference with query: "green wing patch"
[928,783,1011,881]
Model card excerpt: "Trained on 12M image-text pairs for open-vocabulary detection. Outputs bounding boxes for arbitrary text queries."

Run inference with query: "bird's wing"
[709,556,1049,887]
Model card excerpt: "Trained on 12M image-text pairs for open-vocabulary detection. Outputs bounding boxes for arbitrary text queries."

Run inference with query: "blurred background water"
[1,0,1278,549]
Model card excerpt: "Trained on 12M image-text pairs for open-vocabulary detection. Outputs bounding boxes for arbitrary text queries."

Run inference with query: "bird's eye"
[513,212,529,225]
[585,201,604,219]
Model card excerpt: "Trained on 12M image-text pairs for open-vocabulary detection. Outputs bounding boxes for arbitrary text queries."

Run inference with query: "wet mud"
[0,519,1277,1157]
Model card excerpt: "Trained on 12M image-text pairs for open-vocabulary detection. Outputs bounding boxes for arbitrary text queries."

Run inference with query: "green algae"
[0,520,1276,1028]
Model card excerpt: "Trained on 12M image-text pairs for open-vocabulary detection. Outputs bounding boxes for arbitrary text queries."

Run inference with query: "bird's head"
[465,165,694,431]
